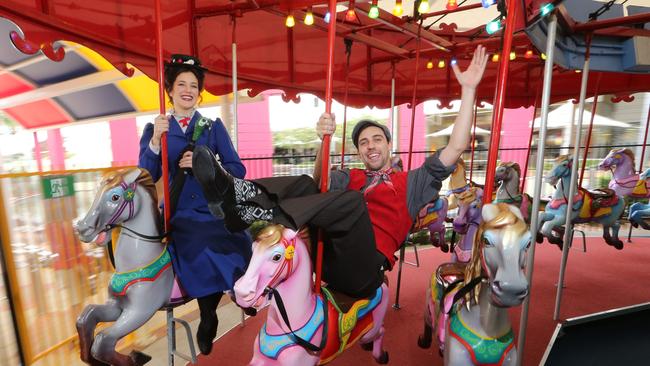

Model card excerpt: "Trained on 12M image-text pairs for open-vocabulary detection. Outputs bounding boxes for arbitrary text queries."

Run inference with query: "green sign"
[42,175,75,199]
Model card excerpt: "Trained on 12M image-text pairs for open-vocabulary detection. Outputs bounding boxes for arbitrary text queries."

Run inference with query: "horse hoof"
[535,233,544,244]
[632,222,639,228]
[360,342,373,351]
[129,351,152,366]
[613,241,624,250]
[441,244,450,253]
[376,351,389,364]
[417,334,432,349]
[88,358,110,366]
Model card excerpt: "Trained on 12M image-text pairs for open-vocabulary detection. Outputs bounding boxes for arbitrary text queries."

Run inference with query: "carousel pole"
[232,16,239,151]
[154,0,171,232]
[469,103,478,182]
[628,104,650,242]
[340,39,353,169]
[482,0,519,202]
[406,22,422,171]
[394,21,422,310]
[390,62,398,153]
[315,0,338,294]
[516,13,558,366]
[520,85,541,193]
[579,72,602,187]
[554,34,593,321]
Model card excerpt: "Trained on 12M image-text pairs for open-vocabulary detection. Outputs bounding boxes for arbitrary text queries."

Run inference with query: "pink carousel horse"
[418,203,531,365]
[233,224,389,365]
[598,148,650,229]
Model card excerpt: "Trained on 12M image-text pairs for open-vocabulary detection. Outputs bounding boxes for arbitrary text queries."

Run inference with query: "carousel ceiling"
[0,0,649,130]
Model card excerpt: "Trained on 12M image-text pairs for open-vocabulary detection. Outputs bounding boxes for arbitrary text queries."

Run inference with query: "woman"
[138,54,251,355]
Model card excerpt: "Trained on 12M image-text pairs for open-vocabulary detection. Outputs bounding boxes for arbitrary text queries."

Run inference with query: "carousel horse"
[598,148,650,229]
[448,159,483,262]
[629,169,650,229]
[418,203,531,365]
[75,168,183,366]
[390,156,451,252]
[233,224,389,366]
[494,162,533,224]
[539,156,625,250]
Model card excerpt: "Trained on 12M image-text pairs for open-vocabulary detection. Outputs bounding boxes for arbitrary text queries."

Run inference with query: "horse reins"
[263,236,328,353]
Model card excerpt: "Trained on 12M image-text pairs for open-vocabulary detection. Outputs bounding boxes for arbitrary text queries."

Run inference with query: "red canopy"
[1,0,649,110]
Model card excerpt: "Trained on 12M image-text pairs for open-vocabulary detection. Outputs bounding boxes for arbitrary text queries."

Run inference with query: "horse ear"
[506,204,524,221]
[123,168,142,185]
[482,203,499,222]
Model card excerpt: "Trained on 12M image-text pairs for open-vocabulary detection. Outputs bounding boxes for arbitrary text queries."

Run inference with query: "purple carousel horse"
[391,156,451,252]
[598,148,650,229]
[233,224,389,365]
[448,159,483,263]
[418,203,532,365]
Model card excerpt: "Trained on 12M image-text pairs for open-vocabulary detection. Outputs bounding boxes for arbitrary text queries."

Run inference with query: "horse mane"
[554,155,569,164]
[620,148,636,167]
[463,203,528,305]
[499,162,521,179]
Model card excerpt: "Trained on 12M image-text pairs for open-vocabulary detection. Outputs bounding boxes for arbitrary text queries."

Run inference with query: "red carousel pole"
[407,23,422,171]
[340,39,353,169]
[154,0,171,232]
[482,0,519,203]
[579,72,602,187]
[315,0,338,294]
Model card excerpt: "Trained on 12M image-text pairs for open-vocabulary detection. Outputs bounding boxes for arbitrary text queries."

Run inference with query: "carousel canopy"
[0,0,649,129]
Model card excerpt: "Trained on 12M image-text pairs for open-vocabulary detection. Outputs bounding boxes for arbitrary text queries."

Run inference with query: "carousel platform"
[182,233,650,366]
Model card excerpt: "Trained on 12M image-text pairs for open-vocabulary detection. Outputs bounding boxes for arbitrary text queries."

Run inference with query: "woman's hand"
[452,45,489,91]
[179,150,193,169]
[151,114,170,147]
[316,112,336,140]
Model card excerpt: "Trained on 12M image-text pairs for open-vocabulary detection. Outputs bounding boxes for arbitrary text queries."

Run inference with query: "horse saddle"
[319,286,383,363]
[415,198,444,229]
[584,188,619,208]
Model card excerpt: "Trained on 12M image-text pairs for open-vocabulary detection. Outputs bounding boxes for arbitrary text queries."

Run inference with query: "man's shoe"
[193,145,234,219]
[196,315,218,355]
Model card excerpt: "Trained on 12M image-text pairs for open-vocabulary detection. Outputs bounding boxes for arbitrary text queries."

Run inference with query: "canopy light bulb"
[418,0,430,14]
[492,54,500,62]
[346,9,357,22]
[438,60,446,68]
[525,50,533,58]
[285,14,295,28]
[304,10,314,25]
[324,11,331,23]
[540,3,554,17]
[541,53,547,60]
[446,0,458,11]
[394,1,404,16]
[427,60,434,69]
[481,0,497,8]
[509,51,516,60]
[368,5,380,19]
[486,19,501,34]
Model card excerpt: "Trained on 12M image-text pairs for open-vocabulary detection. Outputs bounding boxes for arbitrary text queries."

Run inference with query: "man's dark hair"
[351,120,392,148]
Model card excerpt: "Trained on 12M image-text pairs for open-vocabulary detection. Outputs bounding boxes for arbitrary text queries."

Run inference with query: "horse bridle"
[101,180,168,241]
[263,236,296,295]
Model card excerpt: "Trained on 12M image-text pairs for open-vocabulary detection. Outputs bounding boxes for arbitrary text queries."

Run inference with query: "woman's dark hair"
[164,64,205,104]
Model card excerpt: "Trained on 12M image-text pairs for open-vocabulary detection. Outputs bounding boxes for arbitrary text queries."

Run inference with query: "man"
[192,46,488,299]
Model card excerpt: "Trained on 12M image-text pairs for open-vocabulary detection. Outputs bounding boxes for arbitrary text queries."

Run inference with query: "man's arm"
[439,45,489,167]
[313,113,336,187]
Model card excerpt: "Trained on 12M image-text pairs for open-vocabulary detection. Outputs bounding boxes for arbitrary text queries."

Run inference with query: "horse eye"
[482,237,493,247]
[272,253,282,262]
[111,194,120,202]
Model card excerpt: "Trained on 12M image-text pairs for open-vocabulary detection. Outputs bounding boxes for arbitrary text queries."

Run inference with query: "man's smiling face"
[357,126,392,171]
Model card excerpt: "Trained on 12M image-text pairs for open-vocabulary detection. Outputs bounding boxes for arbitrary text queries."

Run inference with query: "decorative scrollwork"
[611,94,634,103]
[10,31,65,61]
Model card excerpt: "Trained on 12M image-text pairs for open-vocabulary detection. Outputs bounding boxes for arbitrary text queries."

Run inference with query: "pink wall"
[398,103,426,170]
[237,94,274,179]
[47,129,65,171]
[499,107,535,180]
[109,118,139,167]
